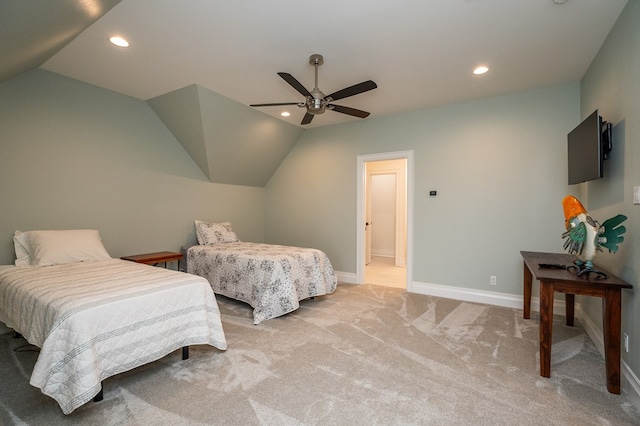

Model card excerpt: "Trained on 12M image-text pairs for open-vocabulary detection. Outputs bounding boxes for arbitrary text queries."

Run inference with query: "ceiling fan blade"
[301,113,314,125]
[250,102,300,107]
[329,104,370,119]
[278,72,312,98]
[327,80,377,101]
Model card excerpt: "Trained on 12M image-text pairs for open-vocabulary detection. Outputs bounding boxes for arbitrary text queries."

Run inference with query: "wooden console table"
[521,251,632,394]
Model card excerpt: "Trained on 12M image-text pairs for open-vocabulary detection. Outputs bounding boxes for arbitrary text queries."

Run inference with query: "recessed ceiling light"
[473,66,489,75]
[109,36,129,47]
[553,0,568,4]
[280,111,291,117]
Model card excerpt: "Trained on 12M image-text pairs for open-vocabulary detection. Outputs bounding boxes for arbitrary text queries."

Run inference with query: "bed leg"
[93,383,104,402]
[182,346,189,360]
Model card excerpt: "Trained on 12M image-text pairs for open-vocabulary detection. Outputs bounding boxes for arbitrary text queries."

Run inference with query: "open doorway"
[356,151,413,290]
[365,161,406,288]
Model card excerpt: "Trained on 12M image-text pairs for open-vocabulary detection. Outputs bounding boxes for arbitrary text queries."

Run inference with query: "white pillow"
[19,229,111,267]
[194,220,207,245]
[13,231,31,267]
[194,221,239,245]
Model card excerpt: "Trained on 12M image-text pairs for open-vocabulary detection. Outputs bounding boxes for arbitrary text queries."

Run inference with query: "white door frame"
[356,150,414,290]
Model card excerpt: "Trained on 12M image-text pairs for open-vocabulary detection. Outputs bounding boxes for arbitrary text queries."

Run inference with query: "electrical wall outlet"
[490,276,497,286]
[624,333,629,353]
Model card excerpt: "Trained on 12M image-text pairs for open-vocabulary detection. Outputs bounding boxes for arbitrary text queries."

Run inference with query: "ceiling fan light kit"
[250,54,377,125]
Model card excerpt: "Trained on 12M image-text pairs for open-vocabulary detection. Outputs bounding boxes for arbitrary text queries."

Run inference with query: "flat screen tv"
[567,110,612,185]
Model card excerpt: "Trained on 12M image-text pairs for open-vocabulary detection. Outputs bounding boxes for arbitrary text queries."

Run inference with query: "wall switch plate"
[634,186,640,205]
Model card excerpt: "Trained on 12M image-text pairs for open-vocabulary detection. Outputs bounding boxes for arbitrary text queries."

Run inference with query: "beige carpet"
[1,283,639,425]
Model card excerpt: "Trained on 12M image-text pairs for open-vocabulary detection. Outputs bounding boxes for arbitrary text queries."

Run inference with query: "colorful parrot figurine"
[561,195,627,278]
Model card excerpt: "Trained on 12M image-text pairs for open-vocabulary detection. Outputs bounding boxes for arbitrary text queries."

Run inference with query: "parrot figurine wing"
[598,214,627,253]
[562,220,586,255]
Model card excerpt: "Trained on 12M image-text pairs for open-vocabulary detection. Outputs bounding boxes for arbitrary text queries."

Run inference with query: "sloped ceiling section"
[148,85,304,187]
[146,85,210,180]
[0,0,121,83]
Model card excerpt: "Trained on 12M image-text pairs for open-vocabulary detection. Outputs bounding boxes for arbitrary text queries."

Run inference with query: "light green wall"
[578,0,640,385]
[265,83,580,295]
[0,69,265,264]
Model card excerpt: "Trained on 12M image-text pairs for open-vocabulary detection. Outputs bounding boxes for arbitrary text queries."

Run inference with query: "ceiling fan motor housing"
[308,90,326,114]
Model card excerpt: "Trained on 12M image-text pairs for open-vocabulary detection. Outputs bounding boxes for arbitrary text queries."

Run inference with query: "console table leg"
[603,289,622,394]
[539,280,554,378]
[565,294,575,326]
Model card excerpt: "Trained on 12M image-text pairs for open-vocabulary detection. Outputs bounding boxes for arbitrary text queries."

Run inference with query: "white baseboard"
[336,271,357,284]
[410,280,571,315]
[336,271,640,408]
[336,272,564,314]
[622,361,640,409]
[371,250,394,258]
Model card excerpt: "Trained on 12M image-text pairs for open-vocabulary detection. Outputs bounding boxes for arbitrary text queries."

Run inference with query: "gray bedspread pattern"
[0,259,227,414]
[186,242,337,324]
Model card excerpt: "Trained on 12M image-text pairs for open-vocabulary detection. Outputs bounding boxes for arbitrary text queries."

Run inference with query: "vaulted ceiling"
[0,0,629,186]
[1,0,628,129]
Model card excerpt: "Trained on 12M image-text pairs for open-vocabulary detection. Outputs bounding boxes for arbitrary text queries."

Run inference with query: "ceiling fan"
[250,54,377,125]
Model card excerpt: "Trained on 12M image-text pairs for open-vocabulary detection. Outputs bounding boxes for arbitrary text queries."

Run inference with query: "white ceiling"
[38,0,628,128]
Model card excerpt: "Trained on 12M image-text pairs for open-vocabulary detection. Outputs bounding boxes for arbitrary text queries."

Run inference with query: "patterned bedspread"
[186,242,337,324]
[0,259,227,414]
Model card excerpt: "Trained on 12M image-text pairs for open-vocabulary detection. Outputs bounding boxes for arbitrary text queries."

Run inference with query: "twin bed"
[0,224,337,414]
[184,242,337,324]
[0,230,227,414]
[183,221,337,325]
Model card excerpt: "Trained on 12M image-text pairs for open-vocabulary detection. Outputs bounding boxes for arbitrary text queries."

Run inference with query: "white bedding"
[186,242,337,324]
[0,259,227,414]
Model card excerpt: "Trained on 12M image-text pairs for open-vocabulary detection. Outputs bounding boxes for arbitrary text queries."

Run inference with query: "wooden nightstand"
[121,251,183,268]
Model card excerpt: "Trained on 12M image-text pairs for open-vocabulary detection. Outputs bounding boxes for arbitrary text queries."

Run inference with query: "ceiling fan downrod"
[308,54,326,114]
